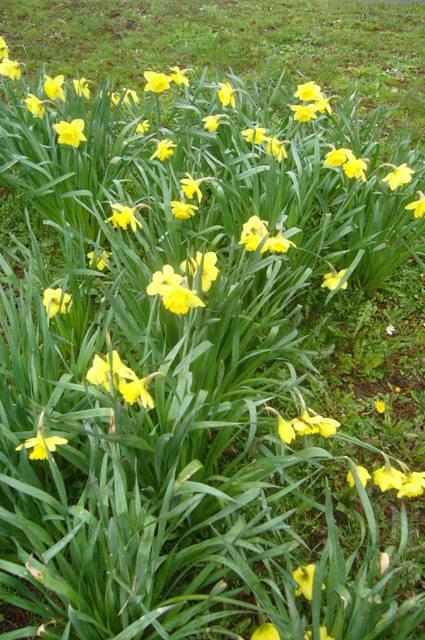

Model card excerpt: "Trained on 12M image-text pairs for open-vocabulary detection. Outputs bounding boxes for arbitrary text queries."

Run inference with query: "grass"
[0,0,424,142]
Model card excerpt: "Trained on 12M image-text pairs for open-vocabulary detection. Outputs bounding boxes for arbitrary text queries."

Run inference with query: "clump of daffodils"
[290,80,332,122]
[239,216,296,254]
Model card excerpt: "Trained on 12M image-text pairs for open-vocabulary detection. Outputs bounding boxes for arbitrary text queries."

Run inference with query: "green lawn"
[1,0,424,141]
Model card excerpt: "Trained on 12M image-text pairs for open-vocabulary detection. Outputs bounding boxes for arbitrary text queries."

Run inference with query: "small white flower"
[386,324,396,336]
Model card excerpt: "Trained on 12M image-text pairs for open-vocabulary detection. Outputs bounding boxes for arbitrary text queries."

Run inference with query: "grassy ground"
[1,0,424,141]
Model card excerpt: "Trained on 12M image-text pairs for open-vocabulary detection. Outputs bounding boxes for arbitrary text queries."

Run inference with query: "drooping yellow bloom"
[119,377,155,408]
[239,215,269,252]
[397,472,425,498]
[294,81,322,102]
[323,148,354,168]
[107,204,141,232]
[343,156,367,182]
[291,410,340,438]
[304,627,334,640]
[202,114,222,133]
[180,252,219,292]
[53,119,87,148]
[170,65,189,87]
[160,284,205,315]
[73,77,90,99]
[293,563,317,600]
[136,120,150,135]
[277,415,296,445]
[265,137,287,161]
[44,74,65,101]
[0,36,8,59]
[347,465,371,488]
[180,174,204,202]
[87,250,111,271]
[313,96,332,114]
[86,351,136,391]
[144,71,171,93]
[0,58,21,80]
[150,139,176,161]
[291,412,319,436]
[170,200,199,220]
[16,432,68,461]
[290,104,317,122]
[373,466,406,492]
[24,94,45,118]
[146,265,183,296]
[321,269,348,291]
[382,163,414,191]
[42,288,71,318]
[242,127,268,144]
[251,623,281,640]
[405,194,425,218]
[374,399,386,414]
[217,82,236,108]
[266,232,296,254]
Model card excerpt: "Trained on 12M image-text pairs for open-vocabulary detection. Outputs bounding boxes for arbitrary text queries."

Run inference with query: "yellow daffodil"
[146,265,183,296]
[0,36,8,59]
[111,88,139,106]
[382,163,414,191]
[136,120,150,134]
[180,251,219,292]
[239,215,269,252]
[304,627,334,640]
[347,465,371,488]
[86,351,136,391]
[202,114,222,132]
[160,284,205,315]
[119,376,155,408]
[373,466,406,492]
[87,250,111,271]
[293,563,317,600]
[405,194,425,218]
[44,74,65,101]
[217,81,236,108]
[107,204,141,232]
[374,399,386,414]
[150,139,176,161]
[290,104,317,122]
[242,127,268,144]
[42,288,71,318]
[0,58,21,80]
[24,94,45,118]
[180,174,204,202]
[16,432,68,461]
[266,232,296,254]
[170,200,199,220]
[170,65,189,87]
[251,623,281,640]
[277,415,296,445]
[294,81,322,102]
[321,269,348,291]
[323,148,354,168]
[291,410,340,438]
[144,71,171,93]
[53,119,87,148]
[73,77,90,99]
[343,156,367,182]
[265,137,287,161]
[313,96,332,114]
[397,472,425,498]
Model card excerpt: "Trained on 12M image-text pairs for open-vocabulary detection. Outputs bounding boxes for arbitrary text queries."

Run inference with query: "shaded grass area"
[1,0,424,140]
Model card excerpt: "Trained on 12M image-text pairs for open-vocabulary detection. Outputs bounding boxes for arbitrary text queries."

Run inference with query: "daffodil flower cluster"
[347,463,425,498]
[146,264,206,315]
[239,216,296,254]
[290,81,332,122]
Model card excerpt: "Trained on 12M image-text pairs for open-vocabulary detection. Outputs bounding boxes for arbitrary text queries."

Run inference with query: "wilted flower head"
[53,119,87,148]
